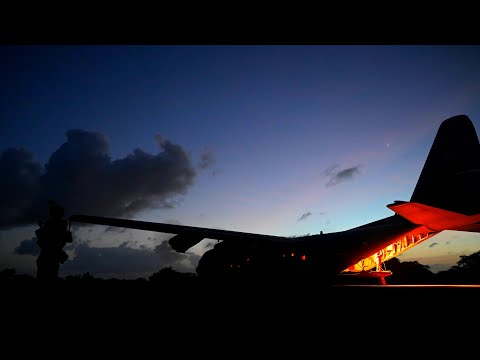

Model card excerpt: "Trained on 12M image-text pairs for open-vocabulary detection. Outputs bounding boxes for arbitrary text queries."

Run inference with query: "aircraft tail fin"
[410,115,480,215]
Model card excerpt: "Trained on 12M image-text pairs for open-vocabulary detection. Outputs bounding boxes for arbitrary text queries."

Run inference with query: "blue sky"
[1,45,480,278]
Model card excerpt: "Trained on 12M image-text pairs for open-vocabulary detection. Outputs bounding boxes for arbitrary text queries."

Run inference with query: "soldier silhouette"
[35,200,72,281]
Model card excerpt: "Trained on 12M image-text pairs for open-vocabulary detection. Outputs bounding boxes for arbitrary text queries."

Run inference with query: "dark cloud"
[324,165,361,187]
[61,240,200,278]
[1,129,198,227]
[13,237,40,256]
[297,212,311,221]
[104,226,128,234]
[199,146,215,170]
[429,242,439,248]
[0,148,42,227]
[14,236,75,256]
[153,241,192,265]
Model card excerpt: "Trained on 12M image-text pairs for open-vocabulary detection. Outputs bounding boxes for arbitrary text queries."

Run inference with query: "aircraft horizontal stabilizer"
[169,234,205,253]
[387,201,480,232]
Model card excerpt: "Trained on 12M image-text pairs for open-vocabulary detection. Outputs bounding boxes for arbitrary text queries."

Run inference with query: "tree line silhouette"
[1,251,480,284]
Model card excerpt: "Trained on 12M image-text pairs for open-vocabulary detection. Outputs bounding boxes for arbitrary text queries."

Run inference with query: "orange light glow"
[291,252,295,257]
[301,255,306,261]
[341,231,436,273]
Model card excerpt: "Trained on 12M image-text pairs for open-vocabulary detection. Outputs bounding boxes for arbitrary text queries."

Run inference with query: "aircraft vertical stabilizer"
[410,115,480,215]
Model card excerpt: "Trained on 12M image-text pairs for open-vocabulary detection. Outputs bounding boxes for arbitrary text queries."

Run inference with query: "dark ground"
[2,279,479,353]
[3,279,479,323]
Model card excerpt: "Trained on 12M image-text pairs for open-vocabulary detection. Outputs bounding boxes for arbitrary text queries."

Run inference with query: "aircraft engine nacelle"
[169,234,204,253]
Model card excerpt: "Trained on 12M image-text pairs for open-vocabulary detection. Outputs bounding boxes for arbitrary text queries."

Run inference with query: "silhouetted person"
[374,249,384,272]
[35,200,72,281]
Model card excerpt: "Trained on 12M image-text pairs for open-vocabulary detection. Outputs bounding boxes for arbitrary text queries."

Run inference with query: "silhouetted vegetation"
[64,272,97,282]
[148,266,197,283]
[2,251,480,285]
[435,250,480,284]
[385,258,436,284]
[0,268,35,282]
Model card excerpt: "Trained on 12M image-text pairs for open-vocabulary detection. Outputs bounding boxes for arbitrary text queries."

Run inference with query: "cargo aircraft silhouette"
[70,115,480,284]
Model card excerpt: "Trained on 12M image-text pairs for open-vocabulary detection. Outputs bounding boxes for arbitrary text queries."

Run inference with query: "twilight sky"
[1,45,480,278]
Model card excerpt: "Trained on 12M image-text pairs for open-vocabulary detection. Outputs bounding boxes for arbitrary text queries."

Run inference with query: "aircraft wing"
[69,214,288,253]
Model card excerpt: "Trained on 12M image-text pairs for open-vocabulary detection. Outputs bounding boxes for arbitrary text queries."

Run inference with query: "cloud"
[324,164,361,187]
[13,237,40,256]
[296,210,326,222]
[61,240,200,278]
[429,242,439,248]
[153,241,195,266]
[429,263,452,272]
[297,212,312,221]
[104,226,128,234]
[0,148,42,227]
[199,146,215,170]
[0,129,198,227]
